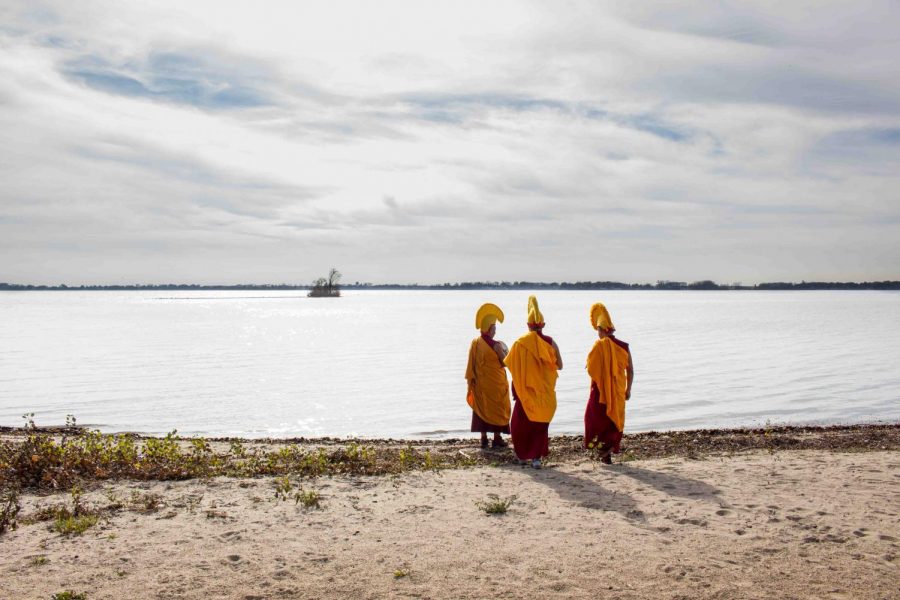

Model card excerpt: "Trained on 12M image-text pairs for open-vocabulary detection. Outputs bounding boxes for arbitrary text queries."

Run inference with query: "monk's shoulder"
[611,337,630,352]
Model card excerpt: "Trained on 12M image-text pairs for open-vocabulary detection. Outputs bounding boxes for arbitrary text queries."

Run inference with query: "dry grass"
[0,424,896,500]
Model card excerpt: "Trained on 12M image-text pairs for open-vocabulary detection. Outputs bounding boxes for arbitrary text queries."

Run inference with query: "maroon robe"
[583,337,629,454]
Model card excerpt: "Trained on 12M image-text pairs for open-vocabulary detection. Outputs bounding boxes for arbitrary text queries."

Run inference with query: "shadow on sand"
[501,460,646,522]
[603,463,722,502]
[499,454,723,522]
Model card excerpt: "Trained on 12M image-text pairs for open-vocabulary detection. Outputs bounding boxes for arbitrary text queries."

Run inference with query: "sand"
[1,447,898,600]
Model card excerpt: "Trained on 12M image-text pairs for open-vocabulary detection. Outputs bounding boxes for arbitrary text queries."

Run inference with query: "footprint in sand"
[227,554,241,563]
[676,517,707,527]
[715,509,731,516]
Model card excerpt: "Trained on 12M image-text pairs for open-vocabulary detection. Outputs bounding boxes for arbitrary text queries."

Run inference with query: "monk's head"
[476,303,504,336]
[590,302,615,338]
[527,295,545,330]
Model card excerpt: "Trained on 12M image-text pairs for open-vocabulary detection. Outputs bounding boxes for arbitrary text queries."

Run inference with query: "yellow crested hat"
[527,295,545,325]
[590,302,615,332]
[475,303,504,332]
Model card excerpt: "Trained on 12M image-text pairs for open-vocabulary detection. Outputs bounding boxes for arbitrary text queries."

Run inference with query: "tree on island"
[308,268,342,297]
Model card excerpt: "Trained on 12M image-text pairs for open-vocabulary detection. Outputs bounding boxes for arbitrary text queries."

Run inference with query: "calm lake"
[1,290,898,438]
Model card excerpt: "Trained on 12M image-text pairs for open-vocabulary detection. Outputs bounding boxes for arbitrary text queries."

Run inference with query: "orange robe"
[586,338,630,432]
[465,337,511,427]
[504,331,558,423]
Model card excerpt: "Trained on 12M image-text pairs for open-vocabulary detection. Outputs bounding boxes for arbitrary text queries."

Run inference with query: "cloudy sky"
[1,1,898,285]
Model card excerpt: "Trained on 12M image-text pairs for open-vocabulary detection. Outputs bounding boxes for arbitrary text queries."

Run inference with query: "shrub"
[53,514,99,536]
[0,485,20,535]
[52,592,87,600]
[476,494,517,515]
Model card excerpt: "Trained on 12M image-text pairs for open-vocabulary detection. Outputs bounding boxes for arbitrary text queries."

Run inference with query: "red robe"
[584,337,629,453]
[509,331,555,460]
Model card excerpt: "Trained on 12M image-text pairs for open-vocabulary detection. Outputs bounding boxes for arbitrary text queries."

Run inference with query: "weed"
[31,485,104,536]
[30,555,48,566]
[423,449,437,470]
[273,476,293,502]
[69,485,84,515]
[129,491,163,513]
[229,440,246,458]
[0,485,21,535]
[21,504,68,525]
[52,592,87,600]
[476,494,517,515]
[54,514,99,536]
[103,488,121,507]
[185,495,202,514]
[394,568,410,578]
[0,428,497,492]
[398,446,414,471]
[295,489,321,509]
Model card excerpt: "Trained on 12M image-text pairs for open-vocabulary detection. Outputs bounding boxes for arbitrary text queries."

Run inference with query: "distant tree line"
[2,279,899,291]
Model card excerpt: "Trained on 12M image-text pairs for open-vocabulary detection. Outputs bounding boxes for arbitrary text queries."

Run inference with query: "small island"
[307,268,342,297]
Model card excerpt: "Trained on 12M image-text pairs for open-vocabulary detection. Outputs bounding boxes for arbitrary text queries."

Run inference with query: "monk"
[465,303,511,449]
[584,302,634,464]
[504,296,562,469]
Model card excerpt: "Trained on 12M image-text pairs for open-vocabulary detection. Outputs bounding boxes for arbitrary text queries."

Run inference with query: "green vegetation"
[30,555,48,566]
[52,592,87,600]
[0,485,20,534]
[1,423,896,501]
[273,477,321,508]
[0,427,488,494]
[295,489,321,509]
[129,491,163,513]
[53,514,99,536]
[21,486,103,536]
[476,494,517,515]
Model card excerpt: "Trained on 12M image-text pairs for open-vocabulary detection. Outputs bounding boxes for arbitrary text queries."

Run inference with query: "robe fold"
[584,337,630,453]
[503,331,558,423]
[505,331,558,460]
[465,335,511,432]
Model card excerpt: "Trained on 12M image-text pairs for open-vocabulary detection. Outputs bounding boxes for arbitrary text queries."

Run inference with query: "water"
[1,290,898,438]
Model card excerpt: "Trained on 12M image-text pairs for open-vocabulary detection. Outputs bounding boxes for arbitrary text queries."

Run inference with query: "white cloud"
[1,0,899,284]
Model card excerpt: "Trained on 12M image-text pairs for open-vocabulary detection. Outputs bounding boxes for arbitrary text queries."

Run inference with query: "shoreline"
[3,421,898,451]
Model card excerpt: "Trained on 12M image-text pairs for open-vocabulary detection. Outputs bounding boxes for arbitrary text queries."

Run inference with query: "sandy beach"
[1,428,898,599]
